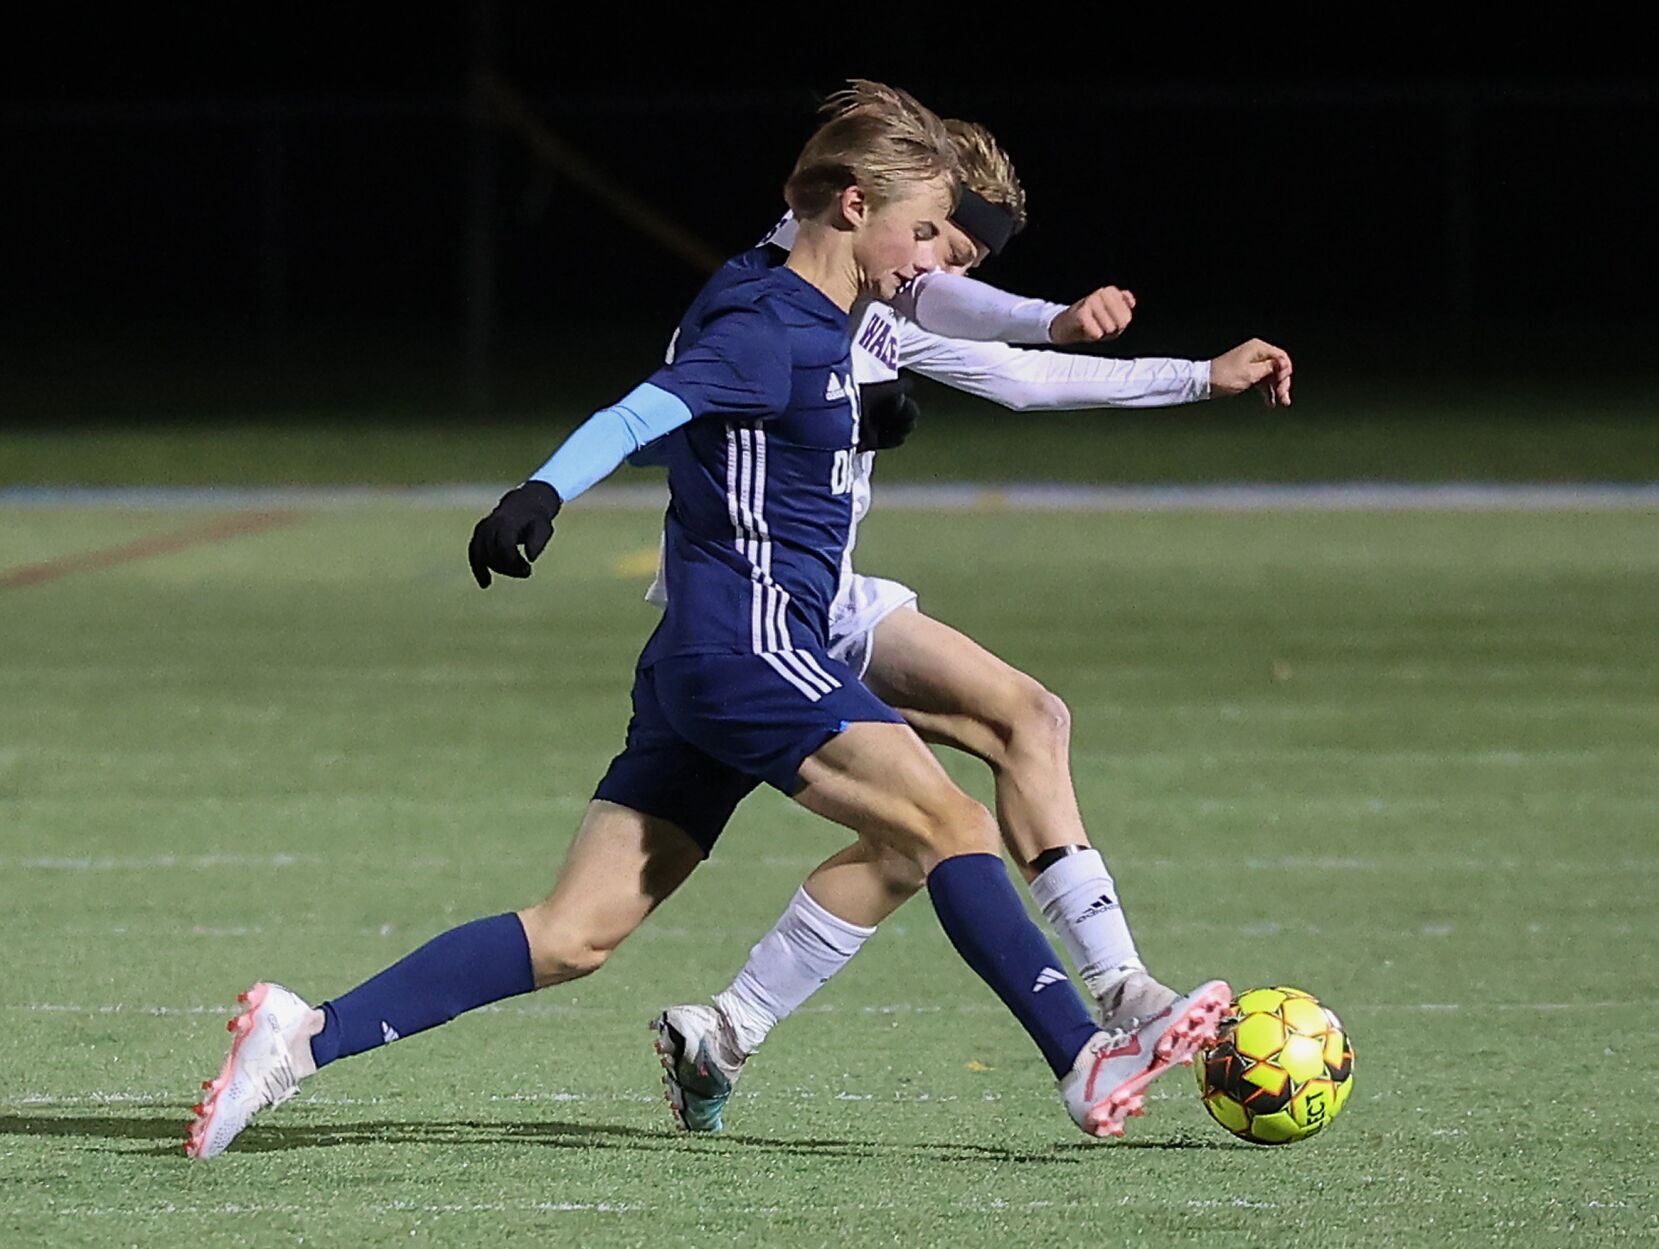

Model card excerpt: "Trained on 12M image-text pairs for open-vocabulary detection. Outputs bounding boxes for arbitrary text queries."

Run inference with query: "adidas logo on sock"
[1076,893,1117,920]
[1032,966,1068,993]
[381,1021,401,1044]
[825,372,847,401]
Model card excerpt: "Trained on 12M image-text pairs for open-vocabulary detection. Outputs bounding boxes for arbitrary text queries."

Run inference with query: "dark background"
[4,5,1655,426]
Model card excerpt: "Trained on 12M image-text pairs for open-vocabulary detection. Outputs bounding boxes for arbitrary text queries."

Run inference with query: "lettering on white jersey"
[759,211,796,249]
[856,311,900,371]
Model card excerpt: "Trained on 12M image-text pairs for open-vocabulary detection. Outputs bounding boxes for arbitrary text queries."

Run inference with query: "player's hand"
[1209,338,1294,407]
[857,376,920,451]
[468,481,563,588]
[1049,286,1136,345]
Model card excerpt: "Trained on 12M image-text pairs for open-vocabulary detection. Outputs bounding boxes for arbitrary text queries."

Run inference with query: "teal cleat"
[651,1004,746,1133]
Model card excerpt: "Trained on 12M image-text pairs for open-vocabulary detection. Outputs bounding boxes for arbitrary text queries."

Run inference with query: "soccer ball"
[1194,986,1354,1145]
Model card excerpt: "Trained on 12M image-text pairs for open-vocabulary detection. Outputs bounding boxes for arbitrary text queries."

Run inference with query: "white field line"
[38,1201,643,1217]
[1071,747,1659,765]
[35,1196,1175,1218]
[2,1088,1017,1108]
[6,1092,402,1106]
[4,483,1659,512]
[0,853,324,870]
[4,1197,1144,1218]
[4,999,1652,1023]
[13,1193,1645,1219]
[6,852,1651,874]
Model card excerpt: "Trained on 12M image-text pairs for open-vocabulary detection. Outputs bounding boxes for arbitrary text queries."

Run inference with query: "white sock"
[1027,848,1142,1003]
[713,886,875,1055]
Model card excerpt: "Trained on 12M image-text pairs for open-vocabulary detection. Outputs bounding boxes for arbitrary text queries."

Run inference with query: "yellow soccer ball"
[1194,986,1355,1144]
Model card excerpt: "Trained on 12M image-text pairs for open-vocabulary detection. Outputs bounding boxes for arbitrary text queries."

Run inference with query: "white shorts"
[826,574,919,679]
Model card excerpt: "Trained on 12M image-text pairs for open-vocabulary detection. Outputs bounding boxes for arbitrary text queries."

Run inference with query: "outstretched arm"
[528,384,693,500]
[898,328,1293,412]
[468,383,693,587]
[898,329,1207,411]
[892,271,1137,346]
[469,302,791,588]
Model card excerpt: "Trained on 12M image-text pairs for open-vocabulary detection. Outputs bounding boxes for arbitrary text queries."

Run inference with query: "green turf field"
[7,406,1659,488]
[1,502,1655,1247]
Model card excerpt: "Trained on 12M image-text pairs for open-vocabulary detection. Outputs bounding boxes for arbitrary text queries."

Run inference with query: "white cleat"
[650,1003,747,1133]
[185,982,315,1159]
[1059,978,1233,1139]
[1093,967,1181,1034]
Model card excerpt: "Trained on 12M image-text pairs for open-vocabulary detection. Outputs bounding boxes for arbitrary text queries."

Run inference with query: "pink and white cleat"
[185,982,317,1159]
[1059,979,1232,1139]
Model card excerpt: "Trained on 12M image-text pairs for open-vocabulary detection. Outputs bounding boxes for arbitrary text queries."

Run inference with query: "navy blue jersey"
[640,249,860,667]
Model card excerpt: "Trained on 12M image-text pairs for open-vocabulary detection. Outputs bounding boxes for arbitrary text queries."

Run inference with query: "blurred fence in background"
[3,80,1655,423]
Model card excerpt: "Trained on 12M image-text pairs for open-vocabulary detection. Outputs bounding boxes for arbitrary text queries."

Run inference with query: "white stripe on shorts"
[791,649,842,693]
[772,648,835,696]
[762,651,825,702]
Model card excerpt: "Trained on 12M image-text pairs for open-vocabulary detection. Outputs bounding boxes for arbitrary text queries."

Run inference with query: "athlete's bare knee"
[869,846,927,897]
[1025,685,1073,748]
[993,680,1072,767]
[912,788,999,860]
[529,933,612,987]
[518,906,616,987]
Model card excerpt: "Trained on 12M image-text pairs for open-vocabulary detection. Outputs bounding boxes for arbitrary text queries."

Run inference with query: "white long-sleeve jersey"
[648,218,1211,614]
[889,270,1067,345]
[885,299,1210,410]
[836,296,1209,606]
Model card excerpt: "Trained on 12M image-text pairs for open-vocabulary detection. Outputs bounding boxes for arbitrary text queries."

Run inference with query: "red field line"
[0,511,301,590]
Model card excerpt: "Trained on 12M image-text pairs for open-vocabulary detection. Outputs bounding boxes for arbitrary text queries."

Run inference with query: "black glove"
[857,376,920,452]
[468,480,563,588]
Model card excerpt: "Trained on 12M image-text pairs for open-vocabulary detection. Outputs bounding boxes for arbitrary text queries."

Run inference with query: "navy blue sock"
[309,912,535,1067]
[928,853,1099,1077]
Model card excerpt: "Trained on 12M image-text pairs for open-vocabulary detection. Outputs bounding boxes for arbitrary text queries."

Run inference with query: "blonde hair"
[945,119,1028,233]
[784,80,960,220]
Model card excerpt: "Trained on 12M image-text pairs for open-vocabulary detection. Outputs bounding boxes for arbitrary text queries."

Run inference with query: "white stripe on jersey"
[725,424,761,653]
[719,422,843,704]
[750,427,783,653]
[726,422,801,659]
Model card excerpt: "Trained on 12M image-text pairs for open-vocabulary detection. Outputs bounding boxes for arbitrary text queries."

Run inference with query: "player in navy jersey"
[183,81,1219,1160]
[650,121,1286,1133]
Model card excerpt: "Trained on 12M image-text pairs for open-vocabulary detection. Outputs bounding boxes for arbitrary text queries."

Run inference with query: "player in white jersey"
[652,120,1293,1132]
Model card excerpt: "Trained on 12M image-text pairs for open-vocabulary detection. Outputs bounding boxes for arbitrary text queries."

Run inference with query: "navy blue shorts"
[593,648,903,855]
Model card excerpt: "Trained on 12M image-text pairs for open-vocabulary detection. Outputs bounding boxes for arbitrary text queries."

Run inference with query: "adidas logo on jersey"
[1032,966,1068,993]
[381,1021,401,1044]
[825,372,848,401]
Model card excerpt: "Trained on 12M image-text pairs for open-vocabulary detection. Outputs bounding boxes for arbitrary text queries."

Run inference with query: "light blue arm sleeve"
[527,382,693,501]
[625,437,670,469]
